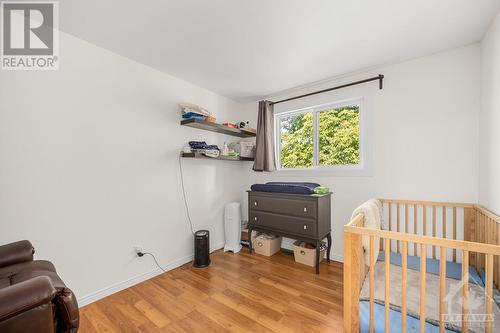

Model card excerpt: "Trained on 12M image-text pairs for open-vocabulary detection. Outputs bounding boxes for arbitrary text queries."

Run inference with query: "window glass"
[279,112,314,169]
[318,105,360,166]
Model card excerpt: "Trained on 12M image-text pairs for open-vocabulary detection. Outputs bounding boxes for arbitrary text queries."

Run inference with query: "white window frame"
[274,97,370,176]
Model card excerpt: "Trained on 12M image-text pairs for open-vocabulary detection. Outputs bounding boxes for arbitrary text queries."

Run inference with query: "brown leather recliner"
[0,240,79,333]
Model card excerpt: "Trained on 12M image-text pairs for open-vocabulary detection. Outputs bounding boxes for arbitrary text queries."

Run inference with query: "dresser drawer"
[249,211,317,237]
[249,195,317,218]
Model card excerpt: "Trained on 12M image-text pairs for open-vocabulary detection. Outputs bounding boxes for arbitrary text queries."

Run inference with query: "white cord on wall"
[178,153,196,235]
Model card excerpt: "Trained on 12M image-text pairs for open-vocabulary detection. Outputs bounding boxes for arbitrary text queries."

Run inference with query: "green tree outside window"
[279,105,360,169]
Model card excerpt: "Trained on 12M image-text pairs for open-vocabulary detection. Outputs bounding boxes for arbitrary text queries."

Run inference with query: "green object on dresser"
[314,186,329,194]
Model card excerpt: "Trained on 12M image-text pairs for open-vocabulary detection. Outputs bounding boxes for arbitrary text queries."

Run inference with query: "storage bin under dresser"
[247,191,332,274]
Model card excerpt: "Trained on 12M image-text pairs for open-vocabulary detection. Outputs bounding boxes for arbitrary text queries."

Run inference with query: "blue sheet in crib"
[359,251,484,332]
[377,251,484,286]
[359,301,458,333]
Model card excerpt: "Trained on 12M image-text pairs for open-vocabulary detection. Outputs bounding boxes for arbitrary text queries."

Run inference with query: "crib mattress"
[360,301,456,333]
[359,251,499,333]
[378,251,484,286]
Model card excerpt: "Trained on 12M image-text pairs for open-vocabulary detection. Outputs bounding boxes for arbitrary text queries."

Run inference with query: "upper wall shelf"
[180,118,256,138]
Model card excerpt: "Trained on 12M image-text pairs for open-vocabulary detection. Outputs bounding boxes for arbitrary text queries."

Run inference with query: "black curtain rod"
[270,74,384,106]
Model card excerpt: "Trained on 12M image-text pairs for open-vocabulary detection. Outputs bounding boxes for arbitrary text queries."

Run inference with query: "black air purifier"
[193,230,210,268]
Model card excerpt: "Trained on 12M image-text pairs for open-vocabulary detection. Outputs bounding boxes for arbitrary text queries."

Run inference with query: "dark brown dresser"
[247,191,332,274]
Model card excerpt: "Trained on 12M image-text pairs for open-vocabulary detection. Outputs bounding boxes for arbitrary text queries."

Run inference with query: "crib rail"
[472,205,500,291]
[344,200,500,333]
[379,199,474,262]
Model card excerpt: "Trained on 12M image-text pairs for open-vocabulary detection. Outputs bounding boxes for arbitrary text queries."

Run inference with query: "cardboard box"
[241,229,249,242]
[251,232,281,256]
[293,241,325,267]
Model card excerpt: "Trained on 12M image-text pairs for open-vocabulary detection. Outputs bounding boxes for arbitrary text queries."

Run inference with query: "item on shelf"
[206,115,216,123]
[238,121,250,129]
[238,121,256,133]
[188,141,220,158]
[179,103,211,116]
[228,141,255,158]
[203,150,220,158]
[188,141,219,151]
[181,112,207,121]
[222,122,239,129]
[227,150,239,158]
[179,103,213,121]
[221,142,229,156]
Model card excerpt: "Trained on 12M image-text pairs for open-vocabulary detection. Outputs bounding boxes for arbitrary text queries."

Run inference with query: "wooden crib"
[343,199,500,333]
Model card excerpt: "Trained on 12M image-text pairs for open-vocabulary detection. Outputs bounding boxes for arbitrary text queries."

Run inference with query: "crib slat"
[476,210,480,269]
[388,203,392,251]
[496,223,499,289]
[401,241,408,333]
[385,238,391,333]
[423,206,427,257]
[442,206,447,239]
[439,247,446,333]
[485,254,493,333]
[462,250,469,333]
[414,205,418,255]
[397,204,401,253]
[369,236,375,333]
[453,207,457,262]
[388,203,392,231]
[405,204,409,233]
[420,244,426,333]
[433,206,437,259]
[481,214,485,271]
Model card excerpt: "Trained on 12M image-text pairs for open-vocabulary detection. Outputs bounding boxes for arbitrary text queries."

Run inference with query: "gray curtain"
[253,100,276,172]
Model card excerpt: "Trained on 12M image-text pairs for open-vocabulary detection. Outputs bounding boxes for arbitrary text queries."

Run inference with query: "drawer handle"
[254,216,258,221]
[303,225,307,230]
[300,250,306,255]
[303,207,308,213]
[254,201,258,206]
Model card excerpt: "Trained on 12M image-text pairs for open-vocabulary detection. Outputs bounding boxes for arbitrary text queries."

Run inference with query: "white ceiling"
[60,0,500,102]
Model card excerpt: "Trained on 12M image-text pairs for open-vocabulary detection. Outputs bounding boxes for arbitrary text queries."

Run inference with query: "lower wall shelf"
[181,152,254,162]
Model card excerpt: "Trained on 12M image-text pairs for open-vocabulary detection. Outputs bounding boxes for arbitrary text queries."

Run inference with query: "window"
[276,100,363,171]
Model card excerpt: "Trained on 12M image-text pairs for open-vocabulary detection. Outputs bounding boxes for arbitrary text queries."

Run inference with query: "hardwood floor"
[79,250,344,333]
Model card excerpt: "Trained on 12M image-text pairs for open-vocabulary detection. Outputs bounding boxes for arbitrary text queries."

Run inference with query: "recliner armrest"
[0,240,34,268]
[0,276,56,321]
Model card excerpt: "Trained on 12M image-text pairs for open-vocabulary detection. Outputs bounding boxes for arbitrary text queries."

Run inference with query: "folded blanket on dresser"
[360,261,500,333]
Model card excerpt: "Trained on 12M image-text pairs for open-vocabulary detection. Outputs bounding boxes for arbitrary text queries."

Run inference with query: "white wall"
[480,11,500,215]
[244,45,481,260]
[0,28,485,307]
[0,32,251,305]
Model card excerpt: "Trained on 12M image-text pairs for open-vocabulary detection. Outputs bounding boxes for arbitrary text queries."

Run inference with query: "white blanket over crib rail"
[351,199,383,266]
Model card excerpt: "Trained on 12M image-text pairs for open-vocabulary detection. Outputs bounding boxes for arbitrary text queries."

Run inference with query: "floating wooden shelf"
[180,118,256,138]
[181,152,254,162]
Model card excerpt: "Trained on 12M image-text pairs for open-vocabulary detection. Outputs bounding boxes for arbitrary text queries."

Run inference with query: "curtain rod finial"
[379,74,384,90]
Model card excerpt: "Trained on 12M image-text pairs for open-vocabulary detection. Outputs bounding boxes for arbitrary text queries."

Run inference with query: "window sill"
[271,166,373,177]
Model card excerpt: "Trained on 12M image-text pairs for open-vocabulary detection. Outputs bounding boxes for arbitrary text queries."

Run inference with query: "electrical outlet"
[134,246,143,256]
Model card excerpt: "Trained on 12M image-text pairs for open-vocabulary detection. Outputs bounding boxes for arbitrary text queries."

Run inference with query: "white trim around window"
[274,97,373,177]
